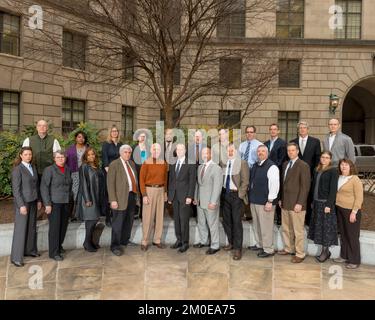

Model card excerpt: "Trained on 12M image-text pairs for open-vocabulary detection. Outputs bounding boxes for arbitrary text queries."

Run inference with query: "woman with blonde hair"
[101,125,123,226]
[307,151,339,263]
[335,159,364,269]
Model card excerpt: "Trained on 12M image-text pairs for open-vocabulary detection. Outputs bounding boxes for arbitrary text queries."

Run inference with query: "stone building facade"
[0,0,375,144]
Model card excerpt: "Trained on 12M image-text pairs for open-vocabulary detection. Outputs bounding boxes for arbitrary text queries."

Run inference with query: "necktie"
[270,140,274,151]
[244,141,251,162]
[28,164,34,176]
[225,161,231,193]
[126,162,137,193]
[300,138,306,156]
[200,164,207,180]
[196,144,200,163]
[284,160,293,181]
[176,160,181,176]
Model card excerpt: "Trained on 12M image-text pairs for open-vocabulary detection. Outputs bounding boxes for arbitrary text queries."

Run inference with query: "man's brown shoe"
[233,250,242,260]
[292,256,305,263]
[277,250,290,255]
[152,242,166,249]
[141,245,148,251]
[223,244,233,251]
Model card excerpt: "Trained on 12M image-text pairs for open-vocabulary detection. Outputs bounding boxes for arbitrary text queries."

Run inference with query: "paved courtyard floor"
[1,245,375,300]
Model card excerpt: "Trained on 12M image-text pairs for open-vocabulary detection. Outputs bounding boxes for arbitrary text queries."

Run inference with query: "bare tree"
[14,0,280,128]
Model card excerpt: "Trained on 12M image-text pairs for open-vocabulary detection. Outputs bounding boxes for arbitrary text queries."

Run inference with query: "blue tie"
[244,141,251,162]
[284,160,293,181]
[176,160,181,176]
[28,163,33,176]
[225,161,231,193]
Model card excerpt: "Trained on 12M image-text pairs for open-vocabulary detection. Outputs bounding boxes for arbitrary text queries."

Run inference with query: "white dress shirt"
[175,156,185,171]
[120,158,136,191]
[299,135,308,155]
[259,159,280,201]
[22,161,34,176]
[284,157,299,180]
[224,158,237,191]
[328,134,336,151]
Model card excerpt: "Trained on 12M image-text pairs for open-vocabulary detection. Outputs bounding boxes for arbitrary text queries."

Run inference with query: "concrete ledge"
[1,219,375,265]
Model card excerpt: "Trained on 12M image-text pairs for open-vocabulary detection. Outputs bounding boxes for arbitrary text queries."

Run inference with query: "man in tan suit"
[221,143,249,260]
[107,145,139,256]
[279,142,311,263]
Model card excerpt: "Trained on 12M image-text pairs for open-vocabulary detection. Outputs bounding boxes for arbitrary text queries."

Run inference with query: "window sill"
[62,66,90,74]
[0,52,24,60]
[278,87,302,91]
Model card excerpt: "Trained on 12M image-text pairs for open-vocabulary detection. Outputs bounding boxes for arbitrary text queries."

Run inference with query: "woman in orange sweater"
[335,159,364,269]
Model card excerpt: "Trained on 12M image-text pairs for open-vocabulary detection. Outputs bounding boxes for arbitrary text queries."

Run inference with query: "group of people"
[10,118,363,271]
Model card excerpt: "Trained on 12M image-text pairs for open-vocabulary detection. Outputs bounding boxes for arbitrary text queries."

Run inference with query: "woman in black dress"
[101,125,123,226]
[76,147,104,252]
[308,151,339,263]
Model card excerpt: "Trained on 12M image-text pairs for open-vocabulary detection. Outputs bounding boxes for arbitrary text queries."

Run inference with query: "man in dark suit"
[278,143,311,263]
[107,145,139,256]
[290,121,321,225]
[264,123,287,225]
[168,144,196,253]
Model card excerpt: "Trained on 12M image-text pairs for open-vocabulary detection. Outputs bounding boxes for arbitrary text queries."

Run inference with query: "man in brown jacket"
[107,145,139,256]
[221,143,250,260]
[279,142,311,263]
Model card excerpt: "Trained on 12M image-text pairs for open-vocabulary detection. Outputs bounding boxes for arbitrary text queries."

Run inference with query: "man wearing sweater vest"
[248,145,280,258]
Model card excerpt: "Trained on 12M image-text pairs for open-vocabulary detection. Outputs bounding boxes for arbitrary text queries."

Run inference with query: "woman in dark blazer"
[11,147,42,267]
[40,150,72,261]
[308,151,339,263]
[76,147,104,252]
[101,125,123,226]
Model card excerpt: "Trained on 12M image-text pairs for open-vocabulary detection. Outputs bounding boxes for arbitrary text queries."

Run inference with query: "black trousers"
[84,220,98,249]
[222,191,244,250]
[11,201,38,263]
[173,199,191,245]
[111,192,136,251]
[48,203,70,258]
[336,206,362,265]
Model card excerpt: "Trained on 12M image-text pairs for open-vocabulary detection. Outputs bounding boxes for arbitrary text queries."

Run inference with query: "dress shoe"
[346,263,359,269]
[258,251,275,258]
[233,250,242,260]
[25,253,41,257]
[11,261,24,267]
[59,247,66,254]
[291,256,305,263]
[315,251,331,263]
[152,242,166,249]
[171,242,182,249]
[178,245,189,253]
[277,249,291,255]
[248,245,262,251]
[206,248,220,255]
[223,244,233,251]
[111,248,123,256]
[84,245,97,253]
[333,257,347,263]
[53,255,64,261]
[193,243,204,248]
[141,245,148,251]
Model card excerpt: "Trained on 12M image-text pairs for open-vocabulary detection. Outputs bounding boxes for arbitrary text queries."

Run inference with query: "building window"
[123,47,135,81]
[335,0,362,39]
[0,91,19,131]
[122,105,135,140]
[279,59,301,88]
[160,109,180,125]
[63,30,87,70]
[219,110,241,129]
[217,0,246,38]
[160,58,180,86]
[220,58,242,89]
[276,0,304,39]
[278,111,299,142]
[62,99,85,134]
[0,12,20,56]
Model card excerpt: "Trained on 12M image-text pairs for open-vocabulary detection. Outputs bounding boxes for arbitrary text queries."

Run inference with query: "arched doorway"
[342,76,375,144]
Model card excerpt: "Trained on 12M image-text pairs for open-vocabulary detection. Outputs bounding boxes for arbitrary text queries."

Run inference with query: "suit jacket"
[323,131,356,165]
[264,138,287,168]
[40,164,72,205]
[168,159,196,203]
[280,158,311,211]
[107,158,139,211]
[290,136,321,173]
[221,157,250,204]
[194,162,223,210]
[12,164,39,208]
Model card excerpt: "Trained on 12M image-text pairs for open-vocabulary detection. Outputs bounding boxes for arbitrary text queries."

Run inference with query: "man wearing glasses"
[239,126,263,169]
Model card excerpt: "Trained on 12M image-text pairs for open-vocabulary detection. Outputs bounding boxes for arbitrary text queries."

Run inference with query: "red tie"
[126,162,137,193]
[200,164,207,180]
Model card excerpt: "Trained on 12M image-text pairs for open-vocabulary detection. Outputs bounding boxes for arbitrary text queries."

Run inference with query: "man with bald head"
[22,119,61,179]
[323,118,355,166]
